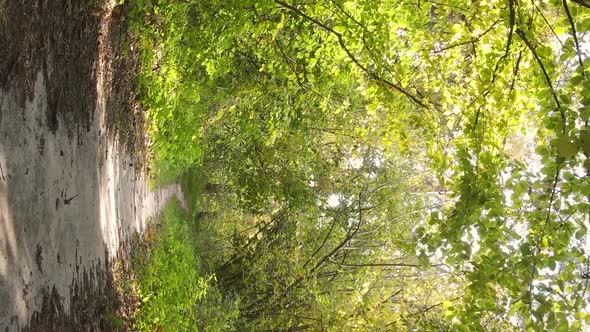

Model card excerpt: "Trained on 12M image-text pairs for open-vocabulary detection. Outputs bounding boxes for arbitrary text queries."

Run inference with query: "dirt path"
[0,1,185,330]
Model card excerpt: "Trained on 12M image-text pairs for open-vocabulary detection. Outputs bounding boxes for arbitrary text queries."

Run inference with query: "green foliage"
[127,1,209,181]
[133,199,238,331]
[134,199,207,331]
[179,166,208,214]
[128,0,590,330]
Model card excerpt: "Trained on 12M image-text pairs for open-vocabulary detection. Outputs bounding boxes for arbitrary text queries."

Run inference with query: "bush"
[133,198,239,331]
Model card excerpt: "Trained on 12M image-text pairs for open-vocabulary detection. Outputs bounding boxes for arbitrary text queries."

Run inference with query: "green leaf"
[557,279,565,292]
[334,25,346,34]
[579,130,590,156]
[555,136,578,158]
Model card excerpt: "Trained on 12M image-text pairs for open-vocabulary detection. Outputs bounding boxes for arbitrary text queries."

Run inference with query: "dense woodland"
[126,0,590,330]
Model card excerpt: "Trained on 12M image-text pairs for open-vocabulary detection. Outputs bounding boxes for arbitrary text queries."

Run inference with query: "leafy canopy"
[128,0,590,330]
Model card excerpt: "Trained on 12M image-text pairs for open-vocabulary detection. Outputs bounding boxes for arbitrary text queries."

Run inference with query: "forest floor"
[0,1,185,330]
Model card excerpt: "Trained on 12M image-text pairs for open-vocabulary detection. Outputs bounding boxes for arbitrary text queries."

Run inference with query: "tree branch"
[571,0,590,10]
[516,28,566,130]
[274,0,429,110]
[432,20,501,54]
[328,0,364,29]
[303,208,340,269]
[327,259,436,268]
[563,0,586,72]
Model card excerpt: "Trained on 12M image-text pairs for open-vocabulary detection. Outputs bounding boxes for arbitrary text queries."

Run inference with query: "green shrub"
[134,199,208,331]
[133,198,239,331]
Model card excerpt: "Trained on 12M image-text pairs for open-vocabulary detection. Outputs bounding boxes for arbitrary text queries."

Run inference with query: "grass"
[133,198,209,331]
[128,197,239,331]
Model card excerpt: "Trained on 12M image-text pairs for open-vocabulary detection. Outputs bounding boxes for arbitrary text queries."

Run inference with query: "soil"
[0,0,185,330]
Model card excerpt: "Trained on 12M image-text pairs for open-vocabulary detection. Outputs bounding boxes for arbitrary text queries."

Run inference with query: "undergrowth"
[124,1,240,330]
[179,166,207,214]
[126,0,208,183]
[132,198,238,331]
[133,199,207,330]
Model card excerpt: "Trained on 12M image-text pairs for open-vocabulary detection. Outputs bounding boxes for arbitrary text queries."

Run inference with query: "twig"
[274,0,429,110]
[562,0,586,72]
[516,28,565,131]
[64,194,79,205]
[505,0,516,59]
[432,20,501,54]
[571,0,590,10]
[327,259,440,268]
[533,0,565,48]
[303,208,341,269]
[328,0,364,29]
[508,50,523,93]
[583,257,589,300]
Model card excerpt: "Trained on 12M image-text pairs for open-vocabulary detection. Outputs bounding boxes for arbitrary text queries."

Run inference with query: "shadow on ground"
[0,0,181,330]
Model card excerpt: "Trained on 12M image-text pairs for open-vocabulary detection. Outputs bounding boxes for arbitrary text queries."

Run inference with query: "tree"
[130,0,590,329]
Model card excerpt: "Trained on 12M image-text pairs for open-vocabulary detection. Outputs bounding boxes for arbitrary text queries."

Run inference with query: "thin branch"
[274,37,329,102]
[303,209,340,269]
[533,0,565,48]
[563,0,586,72]
[516,28,566,130]
[274,0,429,110]
[544,167,562,232]
[328,259,439,268]
[508,50,523,93]
[505,0,516,59]
[527,166,562,325]
[432,20,501,54]
[466,3,515,126]
[328,0,364,28]
[416,295,463,315]
[571,0,590,10]
[216,208,287,274]
[583,257,589,300]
